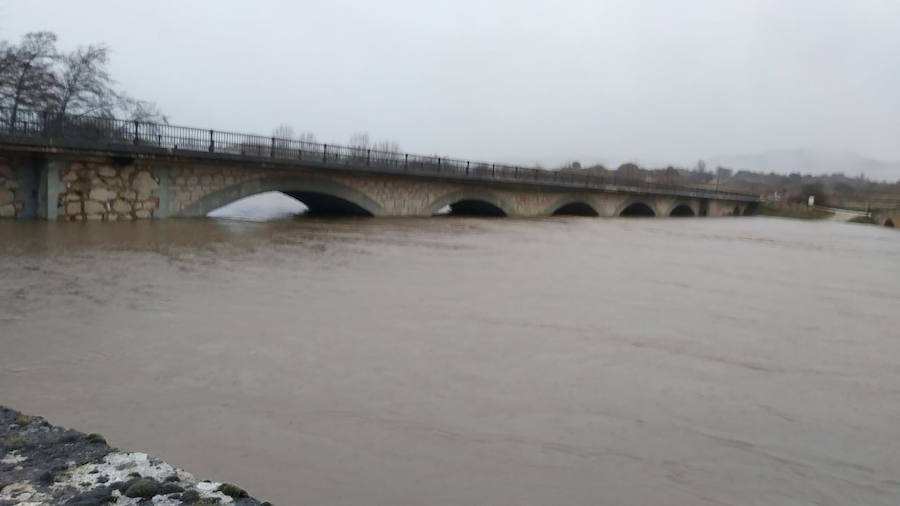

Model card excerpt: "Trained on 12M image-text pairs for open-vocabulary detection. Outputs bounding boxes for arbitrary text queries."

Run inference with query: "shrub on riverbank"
[123,477,162,498]
[4,434,30,451]
[219,482,249,498]
[849,215,877,224]
[758,202,833,220]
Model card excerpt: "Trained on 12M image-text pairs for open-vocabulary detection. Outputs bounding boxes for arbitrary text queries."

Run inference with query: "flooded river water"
[1,217,898,505]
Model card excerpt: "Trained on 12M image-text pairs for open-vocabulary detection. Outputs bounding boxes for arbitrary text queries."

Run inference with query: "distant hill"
[706,149,900,181]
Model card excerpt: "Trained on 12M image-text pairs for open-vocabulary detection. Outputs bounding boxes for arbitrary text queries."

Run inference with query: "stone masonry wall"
[59,160,160,221]
[165,164,261,217]
[330,173,459,216]
[0,157,24,218]
[2,151,748,219]
[163,164,700,218]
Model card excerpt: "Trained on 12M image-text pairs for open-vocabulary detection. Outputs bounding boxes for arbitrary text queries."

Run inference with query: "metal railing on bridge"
[0,109,758,202]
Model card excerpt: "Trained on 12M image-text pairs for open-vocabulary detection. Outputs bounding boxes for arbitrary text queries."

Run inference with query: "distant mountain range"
[706,149,900,181]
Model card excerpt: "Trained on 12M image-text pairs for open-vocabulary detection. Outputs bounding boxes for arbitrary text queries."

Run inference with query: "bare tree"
[617,162,642,182]
[271,124,295,155]
[371,139,401,164]
[664,166,679,185]
[0,31,59,126]
[714,166,732,191]
[347,132,370,161]
[297,131,318,155]
[117,95,167,123]
[372,139,400,153]
[1,31,167,126]
[0,41,11,79]
[272,124,295,140]
[54,44,116,117]
[349,132,370,149]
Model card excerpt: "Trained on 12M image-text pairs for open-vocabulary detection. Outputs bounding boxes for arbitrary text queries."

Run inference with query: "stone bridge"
[0,149,757,221]
[0,111,758,221]
[872,209,898,228]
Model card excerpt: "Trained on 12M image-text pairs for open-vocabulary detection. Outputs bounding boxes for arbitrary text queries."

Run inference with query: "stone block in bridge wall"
[0,157,25,218]
[57,160,160,221]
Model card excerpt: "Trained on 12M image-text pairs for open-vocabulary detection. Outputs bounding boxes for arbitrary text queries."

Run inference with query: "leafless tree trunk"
[117,95,167,123]
[1,31,167,128]
[272,124,295,140]
[55,44,116,117]
[0,32,59,128]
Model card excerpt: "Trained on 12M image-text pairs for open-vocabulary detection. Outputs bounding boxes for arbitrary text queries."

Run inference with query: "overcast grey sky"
[3,0,899,173]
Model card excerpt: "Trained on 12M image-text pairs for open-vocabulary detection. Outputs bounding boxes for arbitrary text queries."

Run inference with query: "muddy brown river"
[1,217,898,505]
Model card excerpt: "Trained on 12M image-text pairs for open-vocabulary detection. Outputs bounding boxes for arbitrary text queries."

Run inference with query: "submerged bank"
[0,406,270,505]
[756,201,834,219]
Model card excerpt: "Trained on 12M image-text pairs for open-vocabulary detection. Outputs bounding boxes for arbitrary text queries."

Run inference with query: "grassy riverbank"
[848,215,877,224]
[757,202,834,220]
[0,406,270,505]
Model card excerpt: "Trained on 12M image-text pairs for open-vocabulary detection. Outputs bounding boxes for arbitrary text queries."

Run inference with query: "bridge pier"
[15,158,39,218]
[153,165,172,219]
[38,159,65,220]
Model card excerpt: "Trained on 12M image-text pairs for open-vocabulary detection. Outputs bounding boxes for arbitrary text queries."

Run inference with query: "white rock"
[0,482,51,503]
[61,451,190,494]
[195,481,234,503]
[0,450,26,464]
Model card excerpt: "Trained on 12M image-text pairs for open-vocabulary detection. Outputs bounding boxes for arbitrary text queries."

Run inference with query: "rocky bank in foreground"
[0,407,271,505]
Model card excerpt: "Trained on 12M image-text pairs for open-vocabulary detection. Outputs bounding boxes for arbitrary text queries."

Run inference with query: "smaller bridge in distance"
[0,109,759,221]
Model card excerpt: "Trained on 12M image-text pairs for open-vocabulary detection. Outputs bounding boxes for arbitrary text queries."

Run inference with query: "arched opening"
[183,176,383,219]
[669,204,695,217]
[206,191,374,220]
[732,205,741,216]
[885,218,895,228]
[442,199,507,217]
[619,202,656,217]
[743,203,759,216]
[283,191,374,217]
[552,202,599,216]
[427,190,511,217]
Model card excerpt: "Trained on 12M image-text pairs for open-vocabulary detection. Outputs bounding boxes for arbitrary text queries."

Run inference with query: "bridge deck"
[0,110,758,202]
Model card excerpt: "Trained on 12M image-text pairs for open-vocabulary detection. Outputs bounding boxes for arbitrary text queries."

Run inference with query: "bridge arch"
[616,198,658,217]
[425,189,512,217]
[666,201,698,217]
[885,218,895,228]
[178,175,384,217]
[546,195,601,216]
